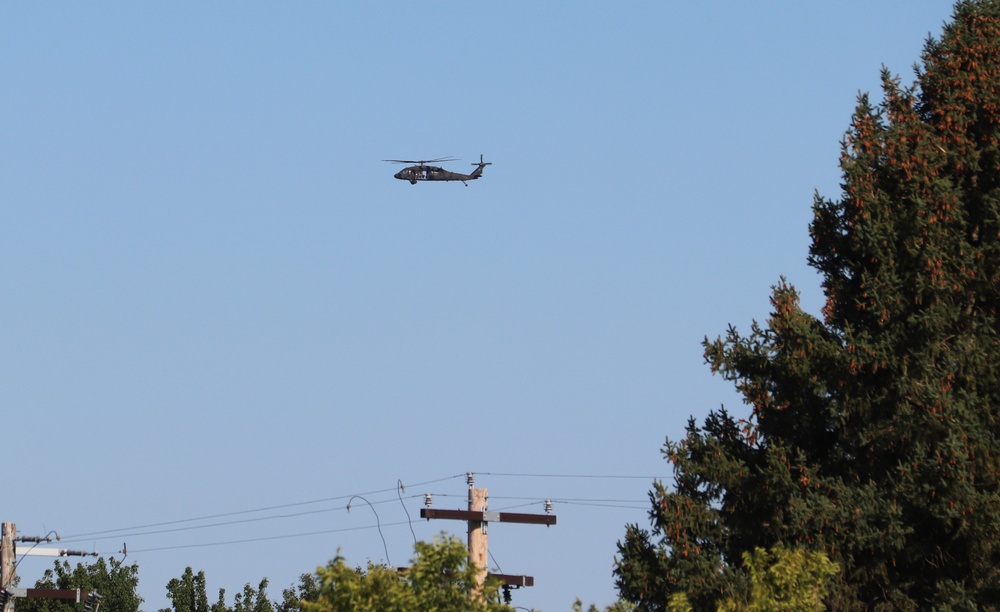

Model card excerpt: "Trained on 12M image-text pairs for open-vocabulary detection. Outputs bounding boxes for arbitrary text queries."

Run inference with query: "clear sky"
[2,3,957,610]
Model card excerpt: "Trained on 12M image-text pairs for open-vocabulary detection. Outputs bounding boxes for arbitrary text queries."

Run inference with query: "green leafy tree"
[161,569,279,612]
[277,574,317,612]
[616,0,1000,609]
[300,534,510,612]
[160,567,212,612]
[232,579,274,612]
[213,589,231,612]
[717,544,838,611]
[664,545,837,612]
[572,599,636,612]
[15,557,142,612]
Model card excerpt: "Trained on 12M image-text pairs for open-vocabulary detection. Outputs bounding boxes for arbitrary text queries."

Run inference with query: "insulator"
[466,472,475,488]
[544,499,553,514]
[84,593,103,612]
[424,493,433,508]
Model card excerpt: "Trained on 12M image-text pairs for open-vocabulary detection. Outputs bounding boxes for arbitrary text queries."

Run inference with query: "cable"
[475,471,668,480]
[489,495,647,503]
[110,520,413,554]
[6,530,60,589]
[60,474,464,542]
[57,495,426,546]
[558,501,648,510]
[44,470,655,564]
[398,480,417,548]
[488,550,504,574]
[346,496,390,565]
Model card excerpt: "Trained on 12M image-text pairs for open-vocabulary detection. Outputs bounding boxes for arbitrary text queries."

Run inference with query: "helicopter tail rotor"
[468,154,492,180]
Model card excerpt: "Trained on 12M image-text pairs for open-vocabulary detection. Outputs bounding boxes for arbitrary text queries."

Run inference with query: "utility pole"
[2,588,103,611]
[0,523,101,611]
[1,523,13,612]
[468,484,488,589]
[420,473,556,604]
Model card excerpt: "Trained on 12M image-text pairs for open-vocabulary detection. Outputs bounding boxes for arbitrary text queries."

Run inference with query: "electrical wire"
[61,471,651,544]
[5,530,60,589]
[56,494,427,546]
[61,473,465,541]
[398,480,417,548]
[474,471,668,480]
[558,501,648,510]
[489,495,647,503]
[108,520,413,555]
[346,496,390,565]
[488,550,504,574]
[43,470,657,564]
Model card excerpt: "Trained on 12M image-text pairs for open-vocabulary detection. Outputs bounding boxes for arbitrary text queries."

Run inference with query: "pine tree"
[616,1,1000,609]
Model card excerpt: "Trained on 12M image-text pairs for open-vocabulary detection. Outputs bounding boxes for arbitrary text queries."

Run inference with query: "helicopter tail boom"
[468,154,492,180]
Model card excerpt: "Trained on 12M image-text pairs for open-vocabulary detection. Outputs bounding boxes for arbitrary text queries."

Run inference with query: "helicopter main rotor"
[382,156,458,165]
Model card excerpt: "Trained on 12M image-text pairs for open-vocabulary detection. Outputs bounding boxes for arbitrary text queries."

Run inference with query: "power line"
[37,471,656,561]
[398,480,417,547]
[346,496,389,565]
[59,474,464,542]
[474,471,668,480]
[58,495,426,546]
[108,520,413,555]
[62,471,651,543]
[488,495,647,503]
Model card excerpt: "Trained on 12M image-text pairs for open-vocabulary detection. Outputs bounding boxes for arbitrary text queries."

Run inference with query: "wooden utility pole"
[420,473,556,604]
[1,523,14,612]
[0,524,101,611]
[467,485,489,590]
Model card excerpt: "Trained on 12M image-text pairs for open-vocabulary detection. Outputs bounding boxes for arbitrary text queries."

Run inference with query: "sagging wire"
[57,492,429,546]
[474,471,668,480]
[398,480,417,548]
[114,520,414,554]
[346,495,390,566]
[7,530,60,589]
[62,473,466,542]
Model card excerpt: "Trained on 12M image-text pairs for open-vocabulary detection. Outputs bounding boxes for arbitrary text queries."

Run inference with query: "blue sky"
[2,3,956,610]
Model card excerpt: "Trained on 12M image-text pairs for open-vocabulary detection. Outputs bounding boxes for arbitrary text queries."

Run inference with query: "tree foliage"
[16,557,142,612]
[231,579,275,612]
[616,0,1000,609]
[664,545,838,612]
[299,534,510,612]
[159,568,275,612]
[277,574,318,612]
[572,598,636,612]
[717,544,838,612]
[159,567,213,612]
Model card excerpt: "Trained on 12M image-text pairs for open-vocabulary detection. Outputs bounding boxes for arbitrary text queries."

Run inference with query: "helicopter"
[383,155,491,185]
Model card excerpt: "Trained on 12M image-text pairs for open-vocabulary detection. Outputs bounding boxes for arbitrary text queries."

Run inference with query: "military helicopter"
[383,155,491,185]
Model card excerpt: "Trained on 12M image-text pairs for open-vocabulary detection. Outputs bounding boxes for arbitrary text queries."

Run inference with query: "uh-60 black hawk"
[383,155,491,186]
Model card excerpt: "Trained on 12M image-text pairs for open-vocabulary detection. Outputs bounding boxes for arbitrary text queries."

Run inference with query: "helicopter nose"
[394,170,405,180]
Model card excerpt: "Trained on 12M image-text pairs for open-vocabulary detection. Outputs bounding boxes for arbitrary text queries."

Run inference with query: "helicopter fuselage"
[394,165,477,185]
[386,155,491,185]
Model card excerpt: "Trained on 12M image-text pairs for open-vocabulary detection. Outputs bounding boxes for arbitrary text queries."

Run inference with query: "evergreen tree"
[616,1,1000,609]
